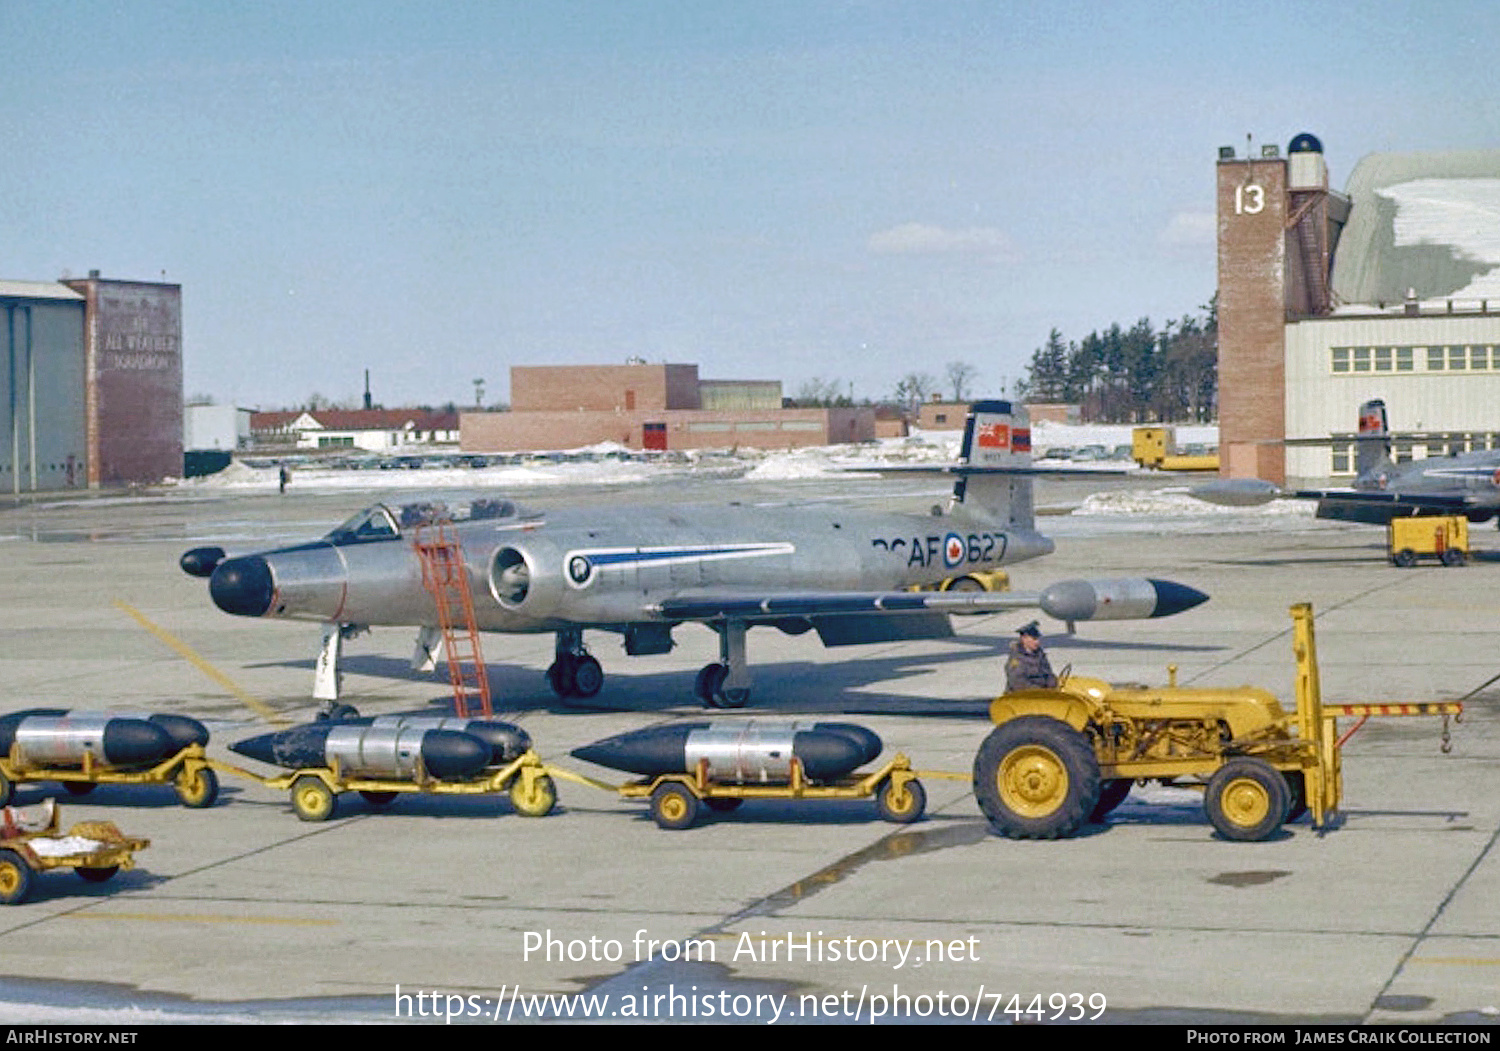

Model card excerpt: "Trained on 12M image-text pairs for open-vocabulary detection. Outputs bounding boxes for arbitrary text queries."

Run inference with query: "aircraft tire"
[76,866,119,883]
[973,716,1100,839]
[695,663,727,706]
[1091,778,1133,822]
[1205,759,1289,841]
[0,851,33,905]
[571,656,603,698]
[546,659,577,698]
[714,686,750,709]
[876,777,926,824]
[650,782,700,830]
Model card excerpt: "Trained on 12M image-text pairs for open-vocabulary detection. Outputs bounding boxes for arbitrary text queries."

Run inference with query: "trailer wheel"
[1091,778,1133,822]
[650,782,700,830]
[175,767,219,809]
[0,771,14,808]
[1282,771,1308,823]
[291,776,337,822]
[876,777,927,824]
[62,781,96,796]
[1392,549,1417,567]
[76,866,119,883]
[510,775,557,818]
[0,850,32,905]
[974,716,1100,839]
[1206,759,1290,841]
[359,790,398,807]
[1441,549,1466,567]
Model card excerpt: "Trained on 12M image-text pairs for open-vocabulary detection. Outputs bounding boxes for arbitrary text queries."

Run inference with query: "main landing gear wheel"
[695,663,749,708]
[1091,778,1133,822]
[973,716,1100,840]
[175,766,220,809]
[0,851,33,905]
[510,775,557,818]
[291,775,337,822]
[1205,758,1290,841]
[649,782,701,830]
[876,777,927,824]
[547,654,603,700]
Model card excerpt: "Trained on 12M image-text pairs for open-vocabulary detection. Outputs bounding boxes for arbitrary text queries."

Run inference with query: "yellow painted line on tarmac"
[112,599,289,727]
[61,911,336,927]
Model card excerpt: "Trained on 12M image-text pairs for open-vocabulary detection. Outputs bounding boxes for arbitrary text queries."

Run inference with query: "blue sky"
[4,1,1497,408]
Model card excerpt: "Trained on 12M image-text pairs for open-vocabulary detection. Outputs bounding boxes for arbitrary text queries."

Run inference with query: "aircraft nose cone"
[210,556,274,616]
[228,730,279,765]
[1146,579,1209,617]
[180,546,226,577]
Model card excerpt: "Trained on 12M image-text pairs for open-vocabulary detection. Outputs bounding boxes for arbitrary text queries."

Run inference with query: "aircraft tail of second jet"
[1355,398,1394,479]
[952,400,1036,528]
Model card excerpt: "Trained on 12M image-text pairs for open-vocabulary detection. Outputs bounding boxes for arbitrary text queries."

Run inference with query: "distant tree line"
[1015,298,1217,423]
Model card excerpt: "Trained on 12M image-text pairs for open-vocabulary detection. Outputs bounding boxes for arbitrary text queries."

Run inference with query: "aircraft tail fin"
[952,401,1034,528]
[1355,398,1393,477]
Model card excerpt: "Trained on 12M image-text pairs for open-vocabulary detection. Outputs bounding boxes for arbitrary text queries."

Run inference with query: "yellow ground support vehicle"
[973,603,1460,841]
[0,801,150,904]
[1131,426,1219,471]
[1388,515,1469,567]
[0,743,219,809]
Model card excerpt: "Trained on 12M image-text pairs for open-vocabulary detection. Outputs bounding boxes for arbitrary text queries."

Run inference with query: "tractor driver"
[1004,620,1058,692]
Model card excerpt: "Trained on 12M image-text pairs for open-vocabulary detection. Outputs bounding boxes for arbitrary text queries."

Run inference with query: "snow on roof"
[1332,150,1500,306]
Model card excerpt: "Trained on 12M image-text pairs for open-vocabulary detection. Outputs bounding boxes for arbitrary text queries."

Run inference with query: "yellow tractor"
[973,603,1459,841]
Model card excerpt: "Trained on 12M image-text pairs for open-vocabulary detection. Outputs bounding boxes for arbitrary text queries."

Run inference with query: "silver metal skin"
[324,723,436,780]
[190,402,1208,707]
[683,722,803,784]
[12,713,114,766]
[1191,398,1500,525]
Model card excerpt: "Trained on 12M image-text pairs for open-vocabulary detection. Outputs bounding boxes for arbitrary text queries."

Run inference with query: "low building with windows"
[250,409,460,452]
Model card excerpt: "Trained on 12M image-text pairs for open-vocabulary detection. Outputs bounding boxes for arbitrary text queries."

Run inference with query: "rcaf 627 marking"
[871,531,1008,568]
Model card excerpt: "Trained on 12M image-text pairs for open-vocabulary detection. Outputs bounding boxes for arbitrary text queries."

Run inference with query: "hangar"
[0,272,182,493]
[1216,136,1500,485]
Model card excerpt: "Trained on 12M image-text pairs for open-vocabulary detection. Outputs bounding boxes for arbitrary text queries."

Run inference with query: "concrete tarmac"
[0,479,1494,1024]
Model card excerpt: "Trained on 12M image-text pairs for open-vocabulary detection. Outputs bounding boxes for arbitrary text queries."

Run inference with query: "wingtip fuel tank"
[230,716,530,781]
[0,711,187,769]
[572,720,881,783]
[1037,578,1208,622]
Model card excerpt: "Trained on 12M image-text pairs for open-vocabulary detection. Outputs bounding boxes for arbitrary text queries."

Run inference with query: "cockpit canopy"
[322,498,526,546]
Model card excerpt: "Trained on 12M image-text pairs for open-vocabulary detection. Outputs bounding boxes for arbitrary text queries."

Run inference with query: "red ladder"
[412,518,493,717]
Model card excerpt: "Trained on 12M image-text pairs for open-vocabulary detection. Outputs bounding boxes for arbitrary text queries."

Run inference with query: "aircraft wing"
[1190,478,1490,522]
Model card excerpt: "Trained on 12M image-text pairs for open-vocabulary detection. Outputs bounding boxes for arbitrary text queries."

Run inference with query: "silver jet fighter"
[1193,399,1500,526]
[181,402,1208,708]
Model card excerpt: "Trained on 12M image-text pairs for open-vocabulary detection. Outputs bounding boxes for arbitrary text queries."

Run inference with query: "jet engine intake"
[488,542,564,618]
